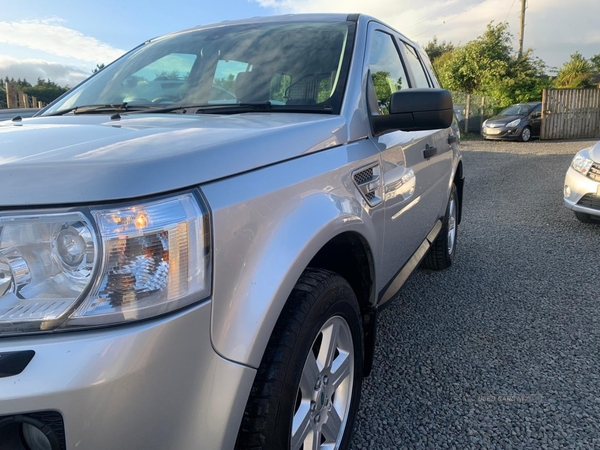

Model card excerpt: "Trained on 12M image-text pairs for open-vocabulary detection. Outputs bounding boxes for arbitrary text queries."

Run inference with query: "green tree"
[590,54,600,73]
[22,78,69,104]
[92,63,105,73]
[423,36,454,62]
[213,73,236,92]
[555,52,595,88]
[434,22,547,104]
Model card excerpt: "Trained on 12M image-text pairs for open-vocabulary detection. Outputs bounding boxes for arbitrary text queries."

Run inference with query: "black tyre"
[235,268,364,450]
[519,126,532,142]
[422,184,458,270]
[574,211,599,224]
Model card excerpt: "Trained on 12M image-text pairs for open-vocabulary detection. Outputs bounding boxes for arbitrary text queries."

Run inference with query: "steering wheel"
[152,96,177,104]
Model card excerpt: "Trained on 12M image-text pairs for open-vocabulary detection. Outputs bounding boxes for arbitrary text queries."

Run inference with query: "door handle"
[423,146,437,159]
[448,135,458,145]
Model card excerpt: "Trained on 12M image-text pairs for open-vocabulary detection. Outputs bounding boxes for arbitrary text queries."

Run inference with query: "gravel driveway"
[351,138,600,449]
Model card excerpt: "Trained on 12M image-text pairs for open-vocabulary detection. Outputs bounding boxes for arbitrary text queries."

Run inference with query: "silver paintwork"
[0,114,346,205]
[564,142,600,217]
[0,301,256,449]
[0,13,463,449]
[203,139,385,366]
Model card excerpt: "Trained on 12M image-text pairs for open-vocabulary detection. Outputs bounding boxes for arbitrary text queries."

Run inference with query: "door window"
[401,42,431,88]
[367,31,409,115]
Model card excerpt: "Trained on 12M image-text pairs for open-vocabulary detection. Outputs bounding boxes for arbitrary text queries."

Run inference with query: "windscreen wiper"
[132,102,333,115]
[46,103,153,116]
[131,102,273,115]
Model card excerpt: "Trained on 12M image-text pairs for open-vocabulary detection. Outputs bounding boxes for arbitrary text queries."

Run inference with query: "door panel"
[365,23,452,288]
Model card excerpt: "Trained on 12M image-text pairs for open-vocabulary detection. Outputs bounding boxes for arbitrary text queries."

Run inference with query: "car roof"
[151,13,356,42]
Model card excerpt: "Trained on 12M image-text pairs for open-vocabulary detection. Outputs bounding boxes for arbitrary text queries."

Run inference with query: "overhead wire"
[411,0,492,39]
[505,0,517,21]
[402,0,475,30]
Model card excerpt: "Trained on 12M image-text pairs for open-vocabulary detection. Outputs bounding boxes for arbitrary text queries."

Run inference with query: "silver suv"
[0,14,463,450]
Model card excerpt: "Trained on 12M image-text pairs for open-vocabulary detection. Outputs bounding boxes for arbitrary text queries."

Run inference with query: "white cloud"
[0,19,125,64]
[0,56,89,87]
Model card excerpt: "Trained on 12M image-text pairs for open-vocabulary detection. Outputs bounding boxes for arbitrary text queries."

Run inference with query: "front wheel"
[519,126,532,142]
[574,211,599,224]
[422,184,458,270]
[236,268,364,450]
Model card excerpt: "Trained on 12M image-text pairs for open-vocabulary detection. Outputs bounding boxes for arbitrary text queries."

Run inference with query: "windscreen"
[499,104,533,116]
[43,21,354,115]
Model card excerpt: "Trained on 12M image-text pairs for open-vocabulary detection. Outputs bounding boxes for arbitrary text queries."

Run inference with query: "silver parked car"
[0,14,463,450]
[564,141,600,223]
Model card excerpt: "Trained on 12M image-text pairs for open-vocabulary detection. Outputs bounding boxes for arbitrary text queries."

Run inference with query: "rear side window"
[401,43,431,88]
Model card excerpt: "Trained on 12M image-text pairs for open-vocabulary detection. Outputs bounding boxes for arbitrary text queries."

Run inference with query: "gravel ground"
[351,138,600,449]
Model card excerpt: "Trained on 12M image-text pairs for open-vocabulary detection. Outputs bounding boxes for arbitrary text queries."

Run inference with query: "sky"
[0,0,598,87]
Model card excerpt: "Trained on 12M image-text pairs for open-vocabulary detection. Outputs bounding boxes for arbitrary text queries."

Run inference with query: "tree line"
[1,77,69,107]
[424,22,600,107]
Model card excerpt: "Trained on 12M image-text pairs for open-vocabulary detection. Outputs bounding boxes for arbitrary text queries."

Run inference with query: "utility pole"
[518,0,526,57]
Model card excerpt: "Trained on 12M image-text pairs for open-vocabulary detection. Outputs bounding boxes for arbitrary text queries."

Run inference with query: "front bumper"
[564,166,600,217]
[0,301,256,450]
[481,126,522,140]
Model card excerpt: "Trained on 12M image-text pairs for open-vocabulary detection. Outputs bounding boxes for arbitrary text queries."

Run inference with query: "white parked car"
[564,141,600,223]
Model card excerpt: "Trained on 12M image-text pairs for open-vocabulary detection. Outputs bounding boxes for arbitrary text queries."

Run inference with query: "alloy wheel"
[291,316,354,450]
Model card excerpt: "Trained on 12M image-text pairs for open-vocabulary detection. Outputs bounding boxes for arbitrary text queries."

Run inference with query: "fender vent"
[354,168,374,185]
[353,164,382,207]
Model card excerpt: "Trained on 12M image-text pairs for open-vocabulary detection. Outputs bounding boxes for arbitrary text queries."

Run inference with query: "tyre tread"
[235,268,358,450]
[422,184,458,271]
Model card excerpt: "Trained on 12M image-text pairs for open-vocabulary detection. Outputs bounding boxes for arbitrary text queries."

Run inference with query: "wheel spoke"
[300,350,320,394]
[329,350,351,390]
[321,405,343,443]
[317,321,340,371]
[291,403,313,450]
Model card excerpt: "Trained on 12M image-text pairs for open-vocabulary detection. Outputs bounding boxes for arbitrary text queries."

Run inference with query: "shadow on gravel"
[351,149,600,449]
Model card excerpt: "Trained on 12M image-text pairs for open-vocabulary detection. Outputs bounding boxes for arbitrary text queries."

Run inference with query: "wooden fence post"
[19,91,29,108]
[465,93,471,134]
[540,88,547,140]
[480,96,486,129]
[5,82,18,108]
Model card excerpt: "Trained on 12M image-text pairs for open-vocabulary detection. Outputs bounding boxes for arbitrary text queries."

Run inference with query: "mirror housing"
[372,88,453,136]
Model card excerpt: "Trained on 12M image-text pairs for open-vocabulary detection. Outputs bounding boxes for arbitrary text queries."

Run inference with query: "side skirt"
[377,219,442,308]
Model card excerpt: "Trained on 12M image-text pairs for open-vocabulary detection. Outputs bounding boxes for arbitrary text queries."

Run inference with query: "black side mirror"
[371,89,453,136]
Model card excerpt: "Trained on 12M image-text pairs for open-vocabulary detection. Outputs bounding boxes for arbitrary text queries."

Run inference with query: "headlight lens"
[571,149,594,176]
[0,192,210,335]
[506,118,521,128]
[0,212,97,333]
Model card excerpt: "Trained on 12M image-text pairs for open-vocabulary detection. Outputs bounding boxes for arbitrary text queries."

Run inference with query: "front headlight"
[571,149,594,176]
[0,192,210,335]
[506,118,521,128]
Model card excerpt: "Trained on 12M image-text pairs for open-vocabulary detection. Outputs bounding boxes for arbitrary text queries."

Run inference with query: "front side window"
[44,21,355,115]
[367,31,409,115]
